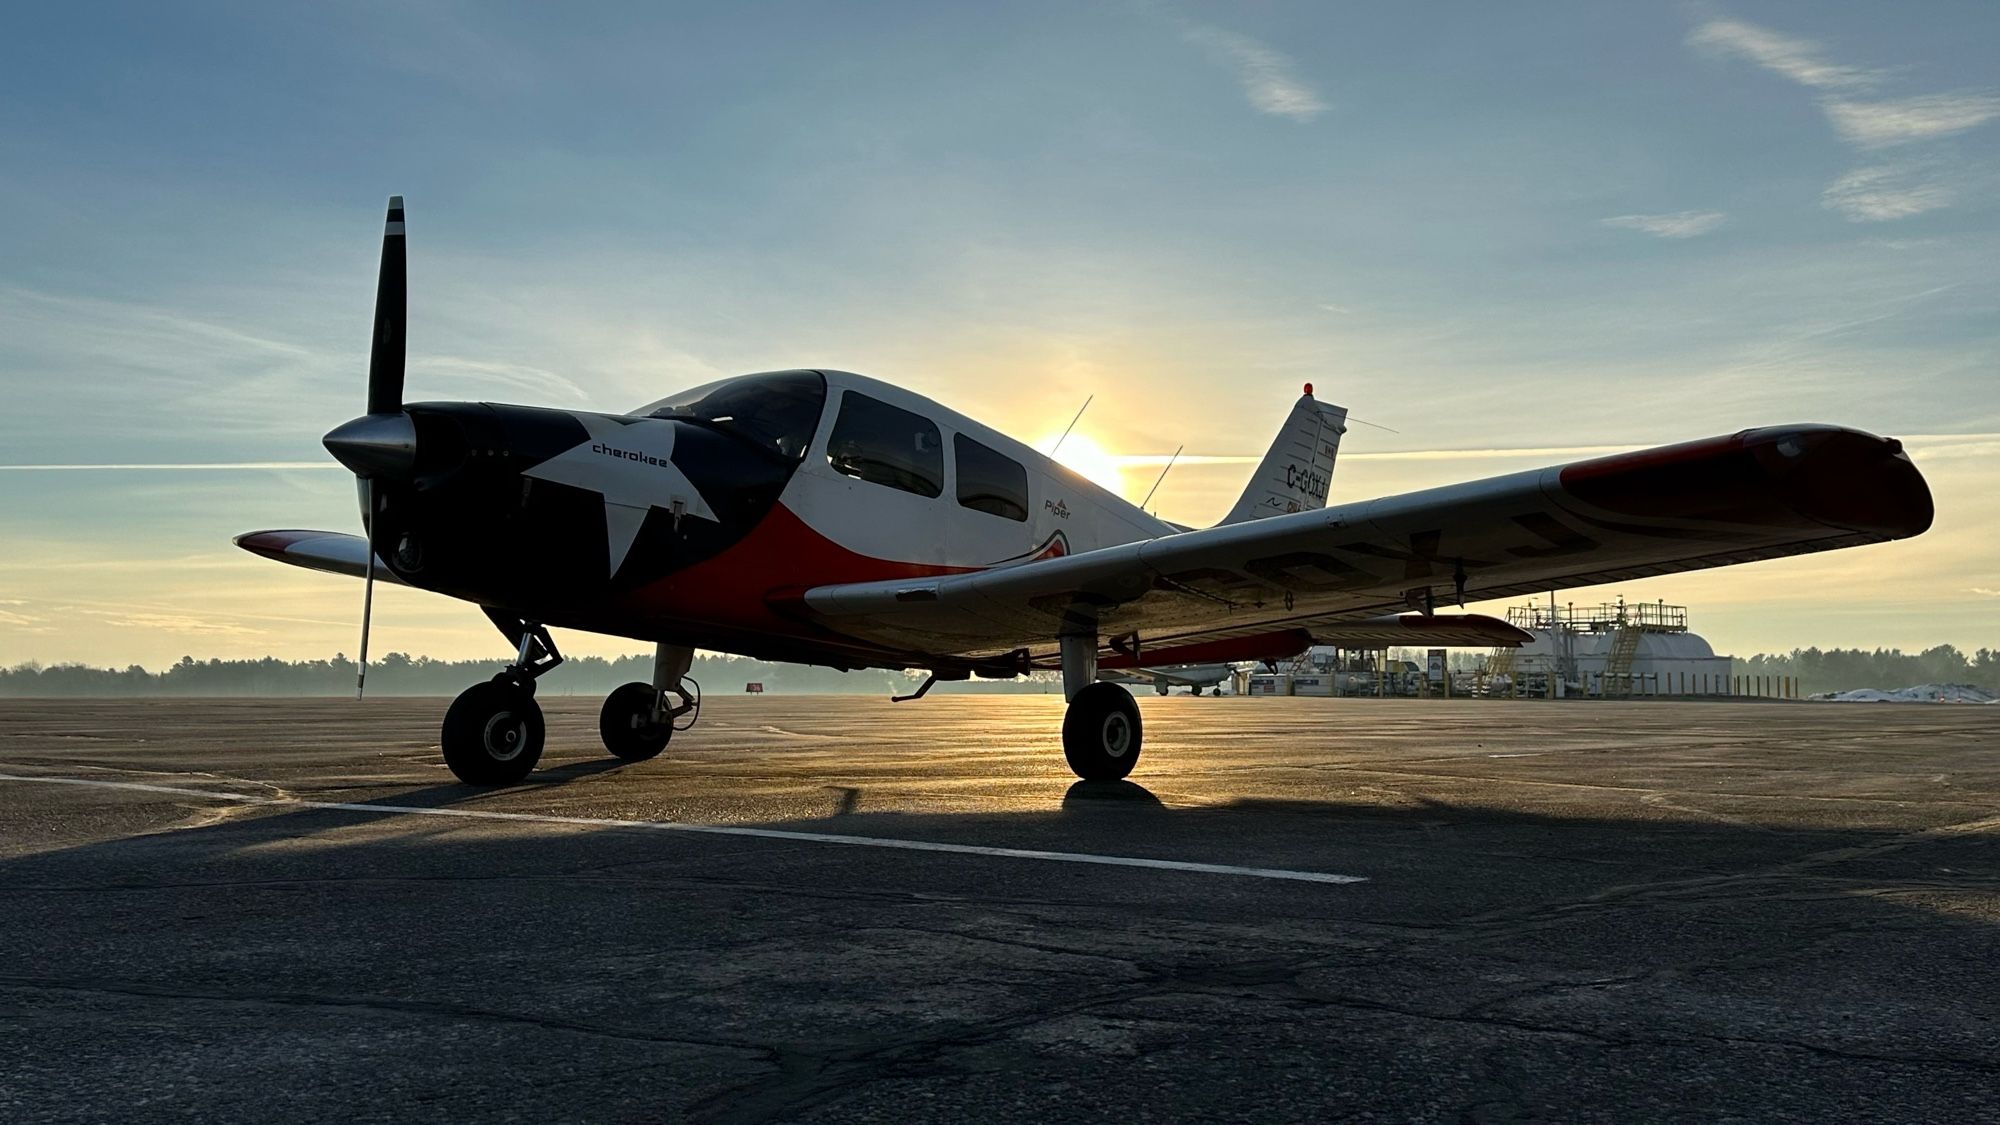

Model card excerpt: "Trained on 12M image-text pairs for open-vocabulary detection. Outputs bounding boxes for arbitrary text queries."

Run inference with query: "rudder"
[1217,387,1348,525]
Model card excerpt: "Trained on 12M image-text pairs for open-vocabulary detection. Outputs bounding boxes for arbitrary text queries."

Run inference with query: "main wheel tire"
[1062,682,1143,781]
[600,681,672,761]
[441,680,544,785]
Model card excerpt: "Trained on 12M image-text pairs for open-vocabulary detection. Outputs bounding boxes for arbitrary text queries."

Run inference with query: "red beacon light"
[1303,383,1314,397]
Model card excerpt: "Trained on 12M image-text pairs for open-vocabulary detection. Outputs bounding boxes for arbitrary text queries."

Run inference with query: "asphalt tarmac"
[0,694,1995,1123]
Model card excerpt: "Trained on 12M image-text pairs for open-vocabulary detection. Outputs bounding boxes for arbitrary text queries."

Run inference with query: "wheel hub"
[482,711,527,760]
[1101,712,1131,758]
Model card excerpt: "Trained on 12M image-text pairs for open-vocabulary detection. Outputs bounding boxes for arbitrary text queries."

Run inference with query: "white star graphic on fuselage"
[522,412,719,577]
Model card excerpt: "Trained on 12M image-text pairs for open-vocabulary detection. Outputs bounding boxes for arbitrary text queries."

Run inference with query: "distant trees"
[0,653,1061,697]
[1735,645,1999,696]
[2,646,1990,698]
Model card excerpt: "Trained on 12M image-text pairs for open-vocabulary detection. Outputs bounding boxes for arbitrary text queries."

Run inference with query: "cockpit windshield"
[637,370,827,462]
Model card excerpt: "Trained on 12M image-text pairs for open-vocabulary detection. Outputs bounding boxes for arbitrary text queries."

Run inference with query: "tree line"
[1,644,1993,698]
[0,652,1063,697]
[1733,645,1999,696]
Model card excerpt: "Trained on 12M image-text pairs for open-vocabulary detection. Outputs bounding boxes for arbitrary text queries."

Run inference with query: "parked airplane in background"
[1103,663,1235,696]
[238,199,1934,785]
[1105,613,1536,695]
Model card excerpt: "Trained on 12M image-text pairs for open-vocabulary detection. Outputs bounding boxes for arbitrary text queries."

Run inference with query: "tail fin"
[1217,387,1348,525]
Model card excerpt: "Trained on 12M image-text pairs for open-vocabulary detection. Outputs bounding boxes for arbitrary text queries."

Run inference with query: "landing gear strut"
[1059,631,1142,781]
[442,614,563,785]
[600,642,699,761]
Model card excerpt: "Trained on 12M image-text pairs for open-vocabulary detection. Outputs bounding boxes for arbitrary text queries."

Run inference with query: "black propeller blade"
[355,195,406,697]
[365,195,407,416]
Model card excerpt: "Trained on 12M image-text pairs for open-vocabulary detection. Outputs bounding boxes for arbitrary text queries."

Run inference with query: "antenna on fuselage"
[1140,444,1183,510]
[1048,394,1093,456]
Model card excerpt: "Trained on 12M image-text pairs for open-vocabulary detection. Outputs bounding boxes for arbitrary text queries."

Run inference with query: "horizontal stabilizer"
[233,529,404,586]
[1312,614,1533,649]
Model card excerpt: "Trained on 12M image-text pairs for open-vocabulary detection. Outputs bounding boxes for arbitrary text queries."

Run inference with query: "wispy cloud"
[0,608,50,631]
[1822,93,2000,148]
[78,608,265,637]
[1821,161,1956,221]
[1973,587,2000,598]
[1688,12,1999,221]
[1687,17,1880,92]
[1179,23,1326,122]
[1600,211,1728,239]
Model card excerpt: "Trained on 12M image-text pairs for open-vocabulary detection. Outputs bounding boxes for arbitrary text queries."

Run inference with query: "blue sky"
[2,1,1996,666]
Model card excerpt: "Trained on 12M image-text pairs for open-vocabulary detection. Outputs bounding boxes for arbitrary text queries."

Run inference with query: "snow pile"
[1812,683,1998,704]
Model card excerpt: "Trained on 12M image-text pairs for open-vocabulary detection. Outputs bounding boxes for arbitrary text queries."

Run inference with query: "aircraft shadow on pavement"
[1,770,1995,1120]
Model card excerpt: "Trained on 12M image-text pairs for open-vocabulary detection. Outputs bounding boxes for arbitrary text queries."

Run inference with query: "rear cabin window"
[826,392,944,498]
[954,434,1029,522]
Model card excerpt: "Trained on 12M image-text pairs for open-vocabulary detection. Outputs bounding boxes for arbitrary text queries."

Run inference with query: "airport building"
[1491,599,1735,697]
[1248,598,1751,699]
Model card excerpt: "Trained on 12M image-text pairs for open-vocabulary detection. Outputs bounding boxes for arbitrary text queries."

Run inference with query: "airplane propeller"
[325,195,415,698]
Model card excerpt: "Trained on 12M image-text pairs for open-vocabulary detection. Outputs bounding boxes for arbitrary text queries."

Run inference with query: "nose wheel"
[440,613,563,785]
[442,678,544,784]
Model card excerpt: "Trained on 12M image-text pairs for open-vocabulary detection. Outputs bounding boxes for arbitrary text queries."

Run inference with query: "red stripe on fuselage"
[617,501,977,639]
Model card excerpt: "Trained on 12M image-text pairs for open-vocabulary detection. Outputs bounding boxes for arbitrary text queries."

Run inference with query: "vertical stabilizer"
[1217,387,1348,525]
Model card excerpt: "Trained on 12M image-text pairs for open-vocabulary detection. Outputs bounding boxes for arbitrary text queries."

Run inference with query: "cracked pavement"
[0,695,1995,1122]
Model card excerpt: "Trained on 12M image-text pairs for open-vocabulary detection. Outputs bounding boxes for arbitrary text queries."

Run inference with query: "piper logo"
[1044,498,1071,519]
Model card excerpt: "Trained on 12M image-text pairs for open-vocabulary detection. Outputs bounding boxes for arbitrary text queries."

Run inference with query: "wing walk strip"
[0,773,1367,886]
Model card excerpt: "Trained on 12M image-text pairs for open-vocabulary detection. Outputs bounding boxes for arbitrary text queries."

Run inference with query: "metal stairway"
[1601,625,1642,696]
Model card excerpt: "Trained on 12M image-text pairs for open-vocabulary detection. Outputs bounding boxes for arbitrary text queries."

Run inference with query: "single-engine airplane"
[1103,663,1236,696]
[238,198,1934,785]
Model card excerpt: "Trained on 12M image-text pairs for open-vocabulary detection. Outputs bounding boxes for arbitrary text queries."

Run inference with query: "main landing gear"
[1060,632,1142,781]
[600,642,699,762]
[441,613,700,786]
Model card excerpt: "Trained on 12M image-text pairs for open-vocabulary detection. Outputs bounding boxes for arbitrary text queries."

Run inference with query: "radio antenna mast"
[1048,394,1093,456]
[1140,445,1182,510]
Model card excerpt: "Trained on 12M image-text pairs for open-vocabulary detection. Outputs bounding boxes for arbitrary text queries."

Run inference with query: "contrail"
[0,462,340,471]
[1112,432,1999,467]
[8,433,1991,473]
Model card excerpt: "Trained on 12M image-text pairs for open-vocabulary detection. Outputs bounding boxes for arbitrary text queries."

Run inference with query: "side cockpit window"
[827,392,944,498]
[954,433,1029,522]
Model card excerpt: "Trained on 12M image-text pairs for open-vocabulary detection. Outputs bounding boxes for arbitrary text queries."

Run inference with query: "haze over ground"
[2,3,1995,668]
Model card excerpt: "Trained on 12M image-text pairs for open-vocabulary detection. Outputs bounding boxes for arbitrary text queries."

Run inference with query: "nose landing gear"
[442,615,564,785]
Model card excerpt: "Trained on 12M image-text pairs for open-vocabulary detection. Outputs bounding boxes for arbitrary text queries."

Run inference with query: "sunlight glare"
[1039,432,1127,497]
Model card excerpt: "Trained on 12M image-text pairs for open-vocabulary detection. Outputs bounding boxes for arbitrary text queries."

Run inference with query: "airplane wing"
[233,529,404,586]
[796,425,1930,666]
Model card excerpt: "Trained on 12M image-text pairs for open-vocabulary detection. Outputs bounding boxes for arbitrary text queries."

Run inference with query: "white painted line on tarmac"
[0,773,1368,886]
